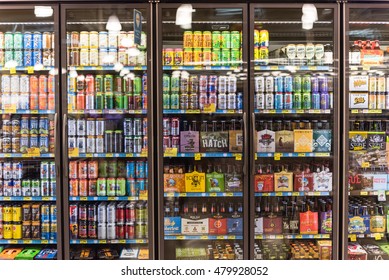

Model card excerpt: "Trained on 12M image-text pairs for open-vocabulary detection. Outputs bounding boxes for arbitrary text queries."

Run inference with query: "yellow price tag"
[4,197,11,201]
[10,240,18,244]
[140,148,148,157]
[226,193,233,197]
[119,240,126,244]
[227,110,235,114]
[360,191,368,196]
[361,162,370,168]
[194,153,201,160]
[375,233,382,240]
[275,192,282,196]
[27,147,41,157]
[203,103,216,113]
[96,66,103,70]
[139,190,148,200]
[292,192,299,196]
[80,197,87,201]
[41,240,49,244]
[42,197,50,201]
[166,192,174,197]
[106,153,113,157]
[99,240,107,244]
[24,240,32,244]
[362,65,370,70]
[27,66,34,74]
[308,66,316,70]
[10,67,16,74]
[136,239,145,243]
[296,110,304,114]
[126,153,134,157]
[69,147,79,157]
[270,66,278,70]
[228,235,236,240]
[108,197,115,201]
[274,153,281,161]
[235,153,242,161]
[276,235,283,239]
[4,104,17,113]
[351,109,358,114]
[180,193,187,197]
[80,240,87,244]
[298,153,306,157]
[255,154,258,160]
[177,236,185,240]
[4,154,12,158]
[216,236,225,240]
[30,110,38,114]
[296,235,303,239]
[201,236,208,240]
[210,193,217,197]
[23,197,32,201]
[164,147,178,157]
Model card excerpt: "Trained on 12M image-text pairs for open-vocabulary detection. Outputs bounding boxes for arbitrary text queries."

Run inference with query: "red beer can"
[79,179,88,197]
[38,75,48,94]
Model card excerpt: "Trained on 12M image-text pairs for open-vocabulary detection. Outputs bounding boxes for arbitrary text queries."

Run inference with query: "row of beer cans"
[0,161,55,180]
[0,179,56,197]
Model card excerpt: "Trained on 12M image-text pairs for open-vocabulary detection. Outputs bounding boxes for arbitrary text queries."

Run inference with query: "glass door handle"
[54,113,60,177]
[251,112,256,176]
[243,112,247,176]
[63,113,68,178]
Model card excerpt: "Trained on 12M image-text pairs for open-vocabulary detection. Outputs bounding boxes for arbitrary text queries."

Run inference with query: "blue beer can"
[50,204,57,222]
[30,117,39,134]
[144,162,148,178]
[126,161,135,178]
[136,179,146,195]
[39,135,49,153]
[20,117,30,134]
[126,178,136,196]
[24,50,33,66]
[39,117,49,134]
[284,76,293,93]
[33,32,42,49]
[275,76,284,93]
[33,50,42,65]
[41,204,50,222]
[135,161,145,179]
[275,93,283,109]
[237,92,243,110]
[312,92,321,109]
[24,32,33,49]
[41,222,51,240]
[319,76,328,93]
[311,76,319,93]
[50,180,56,197]
[320,92,330,109]
[30,135,39,148]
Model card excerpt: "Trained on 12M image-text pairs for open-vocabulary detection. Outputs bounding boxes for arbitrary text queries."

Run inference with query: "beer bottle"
[365,40,372,50]
[284,120,292,131]
[282,201,290,234]
[289,203,300,234]
[201,203,208,216]
[212,120,217,132]
[374,40,381,50]
[182,120,188,131]
[201,120,208,132]
[221,120,226,131]
[183,203,189,215]
[192,203,198,215]
[274,120,282,132]
[164,203,171,217]
[174,201,180,217]
[191,120,197,131]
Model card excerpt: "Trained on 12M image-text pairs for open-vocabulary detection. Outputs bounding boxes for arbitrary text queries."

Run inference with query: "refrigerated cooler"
[344,4,389,260]
[157,3,249,260]
[61,4,153,260]
[0,5,60,260]
[249,4,340,260]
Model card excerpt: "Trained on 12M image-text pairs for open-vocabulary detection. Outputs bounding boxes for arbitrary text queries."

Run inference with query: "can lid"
[114,130,123,133]
[127,222,135,226]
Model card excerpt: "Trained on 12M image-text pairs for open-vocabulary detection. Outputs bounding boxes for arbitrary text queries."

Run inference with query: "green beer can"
[4,50,13,63]
[230,48,240,66]
[104,74,113,92]
[98,159,108,177]
[293,92,302,110]
[107,178,116,196]
[163,93,170,110]
[302,74,311,93]
[221,31,231,49]
[123,94,129,110]
[212,49,221,66]
[230,31,241,49]
[105,93,114,109]
[13,32,23,50]
[95,93,104,110]
[4,32,13,49]
[114,93,123,109]
[116,178,126,196]
[302,92,311,110]
[221,49,230,64]
[133,76,142,94]
[95,75,104,93]
[212,31,221,49]
[97,178,107,196]
[107,160,118,177]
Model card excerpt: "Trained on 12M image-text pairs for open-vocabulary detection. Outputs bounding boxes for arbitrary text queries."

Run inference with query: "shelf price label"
[350,234,357,242]
[24,240,32,244]
[119,240,126,244]
[41,240,49,244]
[139,190,148,200]
[27,147,41,157]
[203,103,216,113]
[360,191,368,196]
[274,153,281,161]
[27,66,34,74]
[10,240,18,244]
[140,148,148,157]
[4,104,17,113]
[234,153,242,161]
[99,240,107,244]
[298,153,306,157]
[296,235,303,239]
[361,162,370,168]
[216,236,225,240]
[292,192,299,196]
[79,240,88,244]
[164,147,178,157]
[80,197,87,201]
[375,233,382,240]
[69,147,79,157]
[255,154,258,160]
[10,67,16,74]
[201,236,208,240]
[177,236,185,240]
[194,153,202,161]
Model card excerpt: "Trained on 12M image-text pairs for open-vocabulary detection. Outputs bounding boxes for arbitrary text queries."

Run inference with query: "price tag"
[296,235,303,239]
[108,197,115,201]
[203,103,216,113]
[164,147,178,157]
[80,240,88,244]
[96,66,103,70]
[308,66,316,70]
[4,104,17,113]
[139,190,148,200]
[276,235,283,239]
[274,153,281,161]
[296,110,304,114]
[4,154,12,158]
[298,153,306,157]
[177,236,185,240]
[140,149,148,157]
[201,236,208,240]
[375,233,382,240]
[99,240,107,244]
[194,153,201,161]
[351,109,358,114]
[4,197,11,201]
[24,240,32,244]
[362,66,370,71]
[270,66,278,70]
[42,197,50,201]
[27,66,34,74]
[41,240,49,244]
[23,197,32,201]
[227,110,235,114]
[10,67,16,74]
[360,191,368,196]
[228,235,236,240]
[350,234,357,242]
[216,236,225,240]
[119,240,126,244]
[292,192,299,196]
[269,235,276,239]
[80,197,87,201]
[180,193,187,197]
[226,193,233,197]
[210,193,217,197]
[136,239,146,243]
[275,192,282,196]
[30,110,38,114]
[166,192,174,197]
[27,147,41,157]
[269,110,276,114]
[69,147,79,157]
[377,190,386,202]
[255,154,258,160]
[361,162,370,168]
[234,153,242,161]
[283,110,291,113]
[10,240,18,244]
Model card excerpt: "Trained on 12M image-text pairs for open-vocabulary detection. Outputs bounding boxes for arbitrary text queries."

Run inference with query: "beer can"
[12,223,22,239]
[260,30,269,47]
[97,203,107,223]
[50,180,56,197]
[97,223,106,240]
[22,221,31,239]
[40,161,50,179]
[79,178,88,196]
[10,75,20,93]
[4,32,13,49]
[171,118,179,136]
[50,204,57,222]
[22,180,31,196]
[33,50,42,65]
[69,222,78,239]
[79,31,89,49]
[174,48,183,66]
[14,50,23,66]
[107,203,116,223]
[284,76,293,93]
[99,48,108,66]
[22,49,33,66]
[3,205,12,222]
[212,31,222,49]
[302,92,312,110]
[265,76,274,93]
[87,221,97,238]
[230,31,241,49]
[293,75,302,93]
[319,76,328,93]
[30,134,39,148]
[30,180,40,196]
[320,92,330,110]
[126,161,135,178]
[23,32,33,49]
[89,49,99,66]
[40,179,49,196]
[77,161,87,179]
[95,118,105,136]
[302,75,311,93]
[312,92,321,109]
[108,32,118,49]
[69,204,78,224]
[12,204,22,222]
[77,118,86,136]
[80,49,89,66]
[78,220,87,238]
[107,222,116,240]
[32,32,42,49]
[183,48,193,65]
[311,76,319,93]
[42,49,52,66]
[50,222,57,240]
[96,136,104,153]
[88,179,97,196]
[118,48,128,65]
[20,135,29,153]
[41,204,50,222]
[183,31,193,48]
[97,178,107,196]
[0,49,4,66]
[31,221,40,239]
[39,135,49,153]
[202,31,212,49]
[42,32,52,49]
[88,160,98,179]
[39,116,49,134]
[99,31,108,49]
[69,49,80,66]
[274,76,283,93]
[79,204,87,221]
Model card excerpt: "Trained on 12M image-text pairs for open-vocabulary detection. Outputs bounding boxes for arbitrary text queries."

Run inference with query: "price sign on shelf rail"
[164,147,178,157]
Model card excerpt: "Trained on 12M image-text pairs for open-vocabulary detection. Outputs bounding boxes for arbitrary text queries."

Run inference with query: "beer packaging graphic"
[181,212,209,235]
[313,129,332,152]
[185,170,205,192]
[164,217,182,235]
[206,171,225,192]
[164,173,185,193]
[349,93,369,109]
[254,174,274,192]
[229,130,243,153]
[180,130,199,153]
[367,132,385,150]
[313,167,333,191]
[263,213,282,234]
[349,131,367,151]
[224,171,243,192]
[299,210,318,234]
[275,130,294,152]
[294,167,314,192]
[274,170,293,192]
[349,172,387,191]
[293,129,313,152]
[257,129,275,153]
[348,214,370,234]
[348,243,368,260]
[320,209,332,234]
[200,131,229,152]
[317,240,332,260]
[227,211,243,235]
[349,75,369,91]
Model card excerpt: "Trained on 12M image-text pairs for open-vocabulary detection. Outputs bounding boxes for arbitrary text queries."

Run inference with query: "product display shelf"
[164,235,243,241]
[163,152,242,158]
[348,190,389,196]
[348,233,387,240]
[0,110,55,114]
[0,153,55,158]
[69,196,143,201]
[163,109,243,115]
[350,109,386,114]
[0,196,55,201]
[162,66,242,71]
[70,239,148,245]
[256,152,331,158]
[164,192,243,198]
[254,109,331,114]
[0,66,55,71]
[254,65,332,71]
[68,152,147,159]
[255,234,331,240]
[254,191,332,197]
[0,240,57,245]
[68,109,147,115]
[68,66,147,71]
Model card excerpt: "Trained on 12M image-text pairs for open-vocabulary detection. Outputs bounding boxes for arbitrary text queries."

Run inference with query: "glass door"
[158,3,249,260]
[344,4,389,260]
[0,5,61,260]
[61,4,153,260]
[250,4,340,260]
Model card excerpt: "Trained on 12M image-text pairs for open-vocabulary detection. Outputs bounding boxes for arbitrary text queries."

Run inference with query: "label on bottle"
[320,211,332,234]
[324,51,333,65]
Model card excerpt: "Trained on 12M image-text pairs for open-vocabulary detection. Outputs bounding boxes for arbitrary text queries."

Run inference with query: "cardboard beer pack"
[206,171,225,192]
[348,213,370,234]
[224,172,243,192]
[254,174,274,192]
[359,240,389,260]
[209,213,227,235]
[299,210,318,234]
[275,130,294,152]
[200,131,229,153]
[317,240,332,260]
[254,216,263,234]
[164,173,185,193]
[313,168,333,191]
[263,214,282,234]
[349,131,368,151]
[229,130,243,153]
[164,217,182,235]
[349,172,387,191]
[347,243,367,260]
[185,170,206,192]
[227,211,243,235]
[180,130,199,153]
[313,129,332,152]
[294,129,313,152]
[367,132,386,151]
[349,93,369,109]
[349,75,369,91]
[294,170,314,192]
[274,170,293,192]
[257,129,275,152]
[181,212,209,235]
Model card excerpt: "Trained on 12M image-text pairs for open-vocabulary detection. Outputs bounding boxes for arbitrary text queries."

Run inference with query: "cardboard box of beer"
[317,240,332,260]
[349,93,369,109]
[254,174,274,192]
[164,174,185,193]
[313,169,333,191]
[181,215,208,235]
[180,131,199,153]
[274,170,293,192]
[209,214,227,235]
[229,130,243,153]
[275,130,294,152]
[206,171,224,192]
[227,212,243,235]
[349,75,369,91]
[185,171,205,192]
[294,129,313,152]
[257,129,275,152]
[294,171,314,192]
[164,217,182,235]
[313,129,332,152]
[200,131,229,153]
